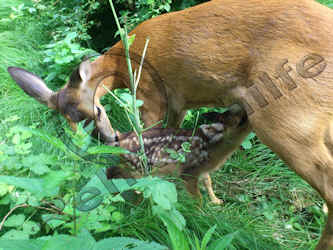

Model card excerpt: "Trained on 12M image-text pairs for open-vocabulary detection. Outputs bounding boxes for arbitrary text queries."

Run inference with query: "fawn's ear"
[68,60,92,88]
[220,104,248,127]
[7,67,56,109]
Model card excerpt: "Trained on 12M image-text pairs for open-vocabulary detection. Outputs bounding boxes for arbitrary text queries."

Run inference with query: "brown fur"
[7,1,333,248]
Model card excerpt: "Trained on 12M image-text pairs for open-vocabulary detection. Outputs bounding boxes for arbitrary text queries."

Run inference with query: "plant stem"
[108,0,150,174]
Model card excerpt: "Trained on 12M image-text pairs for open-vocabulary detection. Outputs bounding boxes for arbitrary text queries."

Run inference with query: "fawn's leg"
[182,121,251,204]
[202,173,223,204]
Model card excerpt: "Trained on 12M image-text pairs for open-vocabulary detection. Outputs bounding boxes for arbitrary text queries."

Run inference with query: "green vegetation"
[0,0,330,249]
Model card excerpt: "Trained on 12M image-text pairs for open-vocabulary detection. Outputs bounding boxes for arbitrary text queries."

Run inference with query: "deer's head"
[7,61,115,141]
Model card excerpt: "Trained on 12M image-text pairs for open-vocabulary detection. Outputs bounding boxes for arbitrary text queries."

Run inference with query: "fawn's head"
[200,104,248,144]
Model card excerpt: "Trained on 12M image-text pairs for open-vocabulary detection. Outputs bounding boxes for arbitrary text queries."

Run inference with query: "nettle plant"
[0,116,170,249]
[9,0,100,87]
[42,32,97,85]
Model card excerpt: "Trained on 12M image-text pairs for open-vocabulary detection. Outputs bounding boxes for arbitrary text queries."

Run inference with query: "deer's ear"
[7,67,56,109]
[68,60,92,88]
[79,60,92,82]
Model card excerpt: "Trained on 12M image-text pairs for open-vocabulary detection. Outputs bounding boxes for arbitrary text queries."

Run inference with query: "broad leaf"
[1,230,29,240]
[22,221,40,235]
[201,225,217,250]
[0,176,44,199]
[4,214,25,227]
[208,231,238,250]
[0,239,43,250]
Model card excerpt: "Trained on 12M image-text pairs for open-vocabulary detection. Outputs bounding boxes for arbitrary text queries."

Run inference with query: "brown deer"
[105,106,247,204]
[7,0,333,248]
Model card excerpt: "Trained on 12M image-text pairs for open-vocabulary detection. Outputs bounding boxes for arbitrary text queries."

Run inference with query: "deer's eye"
[96,107,101,119]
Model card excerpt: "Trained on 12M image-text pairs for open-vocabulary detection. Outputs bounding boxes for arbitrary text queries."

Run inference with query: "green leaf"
[127,34,136,47]
[12,134,20,145]
[0,171,70,200]
[41,171,71,195]
[181,142,191,153]
[17,127,68,154]
[40,234,92,250]
[201,225,217,250]
[153,206,186,232]
[0,239,43,249]
[28,196,39,206]
[0,183,14,197]
[133,178,178,209]
[23,154,52,175]
[241,132,256,149]
[0,176,44,199]
[165,148,178,159]
[62,55,74,63]
[151,181,177,210]
[87,145,130,155]
[94,237,168,250]
[111,211,124,223]
[165,148,185,163]
[152,211,189,250]
[23,221,40,235]
[45,72,57,82]
[41,214,66,229]
[0,194,11,205]
[162,4,171,12]
[118,92,144,108]
[65,32,77,42]
[208,231,238,250]
[4,214,25,227]
[241,140,252,150]
[247,132,256,139]
[1,230,29,240]
[31,164,50,175]
[94,223,113,233]
[2,115,20,124]
[108,178,134,193]
[71,121,92,151]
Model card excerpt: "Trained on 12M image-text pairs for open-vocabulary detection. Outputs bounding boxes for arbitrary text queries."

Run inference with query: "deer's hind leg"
[315,121,333,249]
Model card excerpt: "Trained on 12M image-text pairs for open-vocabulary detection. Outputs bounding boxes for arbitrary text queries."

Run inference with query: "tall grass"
[0,0,48,123]
[0,0,61,158]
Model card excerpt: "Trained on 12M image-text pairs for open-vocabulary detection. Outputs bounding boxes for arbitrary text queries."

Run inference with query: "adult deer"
[7,0,333,248]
